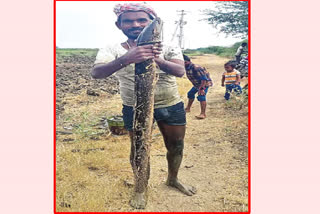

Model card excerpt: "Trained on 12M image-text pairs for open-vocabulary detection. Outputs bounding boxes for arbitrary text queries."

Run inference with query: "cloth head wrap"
[113,3,157,19]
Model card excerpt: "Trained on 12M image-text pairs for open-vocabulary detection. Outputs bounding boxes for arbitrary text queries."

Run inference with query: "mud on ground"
[55,54,119,118]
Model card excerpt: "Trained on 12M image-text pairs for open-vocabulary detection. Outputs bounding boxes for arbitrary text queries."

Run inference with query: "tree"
[202,1,248,38]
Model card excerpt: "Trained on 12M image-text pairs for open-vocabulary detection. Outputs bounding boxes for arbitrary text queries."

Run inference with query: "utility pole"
[171,10,188,50]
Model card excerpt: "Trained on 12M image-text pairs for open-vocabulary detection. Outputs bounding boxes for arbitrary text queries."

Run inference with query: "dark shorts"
[187,86,209,101]
[122,102,186,131]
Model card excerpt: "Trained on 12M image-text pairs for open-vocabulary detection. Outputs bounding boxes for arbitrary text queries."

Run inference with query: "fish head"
[137,17,163,46]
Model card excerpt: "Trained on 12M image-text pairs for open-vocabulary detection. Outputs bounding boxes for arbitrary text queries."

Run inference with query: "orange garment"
[223,70,240,85]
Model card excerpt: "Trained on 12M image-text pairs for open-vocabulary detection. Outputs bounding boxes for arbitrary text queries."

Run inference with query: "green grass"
[56,48,99,62]
[56,39,248,60]
[184,39,248,58]
[224,88,248,111]
[56,39,248,62]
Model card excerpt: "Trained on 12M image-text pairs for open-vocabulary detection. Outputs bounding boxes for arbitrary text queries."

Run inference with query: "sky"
[56,1,244,49]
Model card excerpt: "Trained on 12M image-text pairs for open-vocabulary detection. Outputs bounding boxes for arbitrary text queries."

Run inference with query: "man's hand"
[221,83,225,87]
[122,43,163,65]
[152,42,163,58]
[198,88,205,96]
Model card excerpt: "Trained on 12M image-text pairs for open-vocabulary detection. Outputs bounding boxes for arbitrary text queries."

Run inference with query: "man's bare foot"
[129,192,147,209]
[195,114,206,119]
[185,108,191,113]
[166,179,197,196]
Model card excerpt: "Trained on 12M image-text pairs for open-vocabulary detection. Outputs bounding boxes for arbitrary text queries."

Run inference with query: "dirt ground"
[55,53,248,212]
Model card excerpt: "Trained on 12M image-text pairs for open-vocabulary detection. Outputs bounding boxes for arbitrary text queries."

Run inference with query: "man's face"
[116,11,152,40]
[184,61,191,68]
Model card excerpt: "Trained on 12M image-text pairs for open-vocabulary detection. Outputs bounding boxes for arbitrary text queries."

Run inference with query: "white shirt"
[235,46,244,56]
[94,42,184,108]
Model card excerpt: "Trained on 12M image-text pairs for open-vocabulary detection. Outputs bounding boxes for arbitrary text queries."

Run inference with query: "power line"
[171,10,188,50]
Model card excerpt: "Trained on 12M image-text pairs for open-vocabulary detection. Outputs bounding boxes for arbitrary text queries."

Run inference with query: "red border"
[54,1,251,213]
[54,0,57,213]
[55,0,247,1]
[247,0,251,213]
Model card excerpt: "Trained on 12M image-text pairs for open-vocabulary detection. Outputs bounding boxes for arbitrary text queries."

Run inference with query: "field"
[55,49,249,212]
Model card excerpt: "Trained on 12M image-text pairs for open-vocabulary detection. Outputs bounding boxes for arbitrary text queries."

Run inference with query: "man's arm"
[198,80,207,95]
[196,66,209,95]
[154,58,185,77]
[91,56,127,79]
[91,44,157,79]
[199,80,207,89]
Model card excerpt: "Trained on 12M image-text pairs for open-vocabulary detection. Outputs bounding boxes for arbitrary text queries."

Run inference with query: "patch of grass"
[56,48,99,62]
[184,39,248,58]
[56,48,98,57]
[224,91,248,111]
[182,50,204,56]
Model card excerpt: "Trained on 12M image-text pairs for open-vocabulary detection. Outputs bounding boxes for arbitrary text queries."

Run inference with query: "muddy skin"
[157,121,197,196]
[128,120,197,209]
[165,140,197,196]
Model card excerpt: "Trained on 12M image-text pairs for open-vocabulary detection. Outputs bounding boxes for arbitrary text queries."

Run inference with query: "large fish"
[132,17,163,193]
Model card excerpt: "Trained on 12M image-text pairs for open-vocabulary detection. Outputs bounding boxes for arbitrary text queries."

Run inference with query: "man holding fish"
[91,2,196,209]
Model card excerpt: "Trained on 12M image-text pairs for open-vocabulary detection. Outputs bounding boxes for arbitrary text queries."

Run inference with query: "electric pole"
[171,10,188,50]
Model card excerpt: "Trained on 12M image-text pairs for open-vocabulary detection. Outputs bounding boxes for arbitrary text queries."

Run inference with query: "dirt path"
[141,54,248,212]
[56,54,248,212]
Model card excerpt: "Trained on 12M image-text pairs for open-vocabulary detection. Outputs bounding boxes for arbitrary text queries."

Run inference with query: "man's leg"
[195,101,206,119]
[236,55,240,64]
[195,87,208,119]
[157,121,197,196]
[185,99,194,113]
[185,87,197,112]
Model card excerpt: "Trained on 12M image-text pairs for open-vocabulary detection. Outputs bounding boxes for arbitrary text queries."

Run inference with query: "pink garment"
[113,3,157,18]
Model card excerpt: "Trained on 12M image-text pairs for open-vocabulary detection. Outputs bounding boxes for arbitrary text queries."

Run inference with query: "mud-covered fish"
[132,17,163,193]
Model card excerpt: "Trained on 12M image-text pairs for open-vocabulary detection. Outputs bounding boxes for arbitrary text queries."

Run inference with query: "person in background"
[221,60,242,100]
[183,54,213,119]
[235,42,247,64]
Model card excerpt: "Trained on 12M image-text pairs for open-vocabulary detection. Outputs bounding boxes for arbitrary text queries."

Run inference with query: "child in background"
[221,60,242,100]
